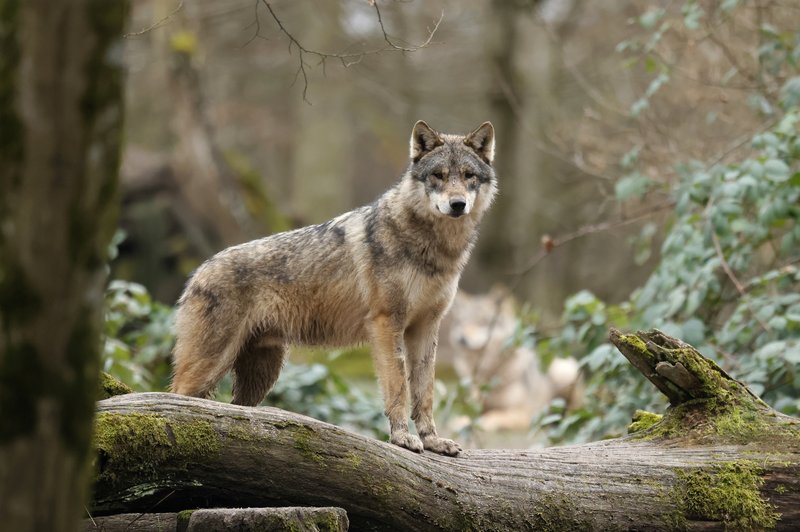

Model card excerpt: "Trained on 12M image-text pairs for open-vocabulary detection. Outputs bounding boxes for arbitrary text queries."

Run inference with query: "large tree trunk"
[0,1,128,530]
[91,330,800,530]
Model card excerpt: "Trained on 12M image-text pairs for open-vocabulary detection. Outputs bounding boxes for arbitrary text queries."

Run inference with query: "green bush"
[532,1,800,444]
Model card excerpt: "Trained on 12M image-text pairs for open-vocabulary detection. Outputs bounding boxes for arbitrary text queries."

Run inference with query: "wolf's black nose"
[450,199,466,213]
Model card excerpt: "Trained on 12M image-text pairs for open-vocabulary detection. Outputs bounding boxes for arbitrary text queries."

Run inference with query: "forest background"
[107,0,800,448]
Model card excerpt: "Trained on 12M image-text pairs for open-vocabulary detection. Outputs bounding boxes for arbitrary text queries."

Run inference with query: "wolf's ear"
[410,120,444,161]
[464,122,495,164]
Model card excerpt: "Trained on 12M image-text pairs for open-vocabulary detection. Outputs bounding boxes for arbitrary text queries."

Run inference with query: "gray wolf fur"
[438,287,582,432]
[170,121,497,456]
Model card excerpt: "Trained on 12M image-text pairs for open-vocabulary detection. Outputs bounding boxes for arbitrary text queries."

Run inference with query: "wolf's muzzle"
[449,198,466,217]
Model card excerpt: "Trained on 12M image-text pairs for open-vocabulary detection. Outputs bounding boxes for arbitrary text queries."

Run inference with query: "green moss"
[525,494,591,532]
[271,419,333,463]
[226,424,258,442]
[98,372,134,400]
[346,451,362,468]
[628,410,663,434]
[224,422,277,456]
[321,511,343,532]
[293,426,326,464]
[627,397,800,446]
[93,413,221,489]
[621,330,800,447]
[615,333,651,360]
[671,461,780,530]
[176,509,195,532]
[627,403,686,441]
[712,403,762,439]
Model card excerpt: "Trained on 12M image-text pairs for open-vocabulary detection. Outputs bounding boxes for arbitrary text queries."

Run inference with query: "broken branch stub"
[609,328,759,407]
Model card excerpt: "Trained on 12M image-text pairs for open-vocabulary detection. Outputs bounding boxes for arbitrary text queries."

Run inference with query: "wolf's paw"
[422,435,462,457]
[391,431,424,453]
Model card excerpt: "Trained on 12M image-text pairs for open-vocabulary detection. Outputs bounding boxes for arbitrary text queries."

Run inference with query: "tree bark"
[83,508,348,532]
[91,330,800,531]
[0,1,128,530]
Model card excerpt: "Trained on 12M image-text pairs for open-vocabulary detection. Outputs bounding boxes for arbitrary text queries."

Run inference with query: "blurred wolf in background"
[438,287,582,431]
[171,121,497,456]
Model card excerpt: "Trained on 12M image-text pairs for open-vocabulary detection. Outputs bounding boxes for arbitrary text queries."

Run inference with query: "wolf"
[438,287,582,432]
[170,121,497,456]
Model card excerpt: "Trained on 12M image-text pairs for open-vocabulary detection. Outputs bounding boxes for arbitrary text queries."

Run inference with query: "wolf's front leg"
[370,315,423,453]
[406,321,462,456]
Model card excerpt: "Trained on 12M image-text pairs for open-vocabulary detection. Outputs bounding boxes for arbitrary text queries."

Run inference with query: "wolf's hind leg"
[171,300,250,399]
[232,342,287,406]
[171,340,239,399]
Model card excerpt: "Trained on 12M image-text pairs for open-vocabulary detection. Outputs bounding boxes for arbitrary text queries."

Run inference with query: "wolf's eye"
[465,171,476,180]
[431,172,444,181]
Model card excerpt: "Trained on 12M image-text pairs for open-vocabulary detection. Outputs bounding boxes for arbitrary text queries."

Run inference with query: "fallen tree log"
[83,508,348,532]
[91,330,800,530]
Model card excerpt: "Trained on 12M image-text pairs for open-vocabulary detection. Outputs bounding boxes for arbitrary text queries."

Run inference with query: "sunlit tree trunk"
[0,1,128,529]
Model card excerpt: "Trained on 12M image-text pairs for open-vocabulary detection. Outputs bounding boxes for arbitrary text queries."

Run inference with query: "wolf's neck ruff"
[171,120,496,457]
[374,184,482,278]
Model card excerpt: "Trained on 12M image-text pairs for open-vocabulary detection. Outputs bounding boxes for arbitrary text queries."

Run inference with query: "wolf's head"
[405,121,497,220]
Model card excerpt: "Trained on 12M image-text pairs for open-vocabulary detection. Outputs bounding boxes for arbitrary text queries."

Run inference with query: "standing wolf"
[171,121,497,456]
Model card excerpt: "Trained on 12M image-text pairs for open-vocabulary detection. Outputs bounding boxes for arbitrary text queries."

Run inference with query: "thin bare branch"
[474,200,675,367]
[708,116,779,166]
[511,200,675,277]
[711,231,773,334]
[373,1,440,52]
[255,1,443,102]
[124,0,185,38]
[711,231,747,296]
[493,68,617,181]
[242,0,268,47]
[534,13,631,118]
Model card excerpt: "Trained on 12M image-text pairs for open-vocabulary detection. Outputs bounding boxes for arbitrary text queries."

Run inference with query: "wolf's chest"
[400,268,457,324]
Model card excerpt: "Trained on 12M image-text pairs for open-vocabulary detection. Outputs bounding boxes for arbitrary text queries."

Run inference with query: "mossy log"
[91,330,800,530]
[83,507,348,531]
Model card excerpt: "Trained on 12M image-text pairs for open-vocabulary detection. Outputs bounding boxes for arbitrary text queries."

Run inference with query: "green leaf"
[644,72,670,97]
[615,172,652,200]
[720,0,739,12]
[785,343,800,364]
[630,98,649,117]
[768,316,788,331]
[639,8,665,29]
[682,318,705,345]
[682,1,704,30]
[665,287,687,317]
[757,341,786,360]
[764,159,791,182]
[748,93,774,116]
[583,344,616,372]
[621,145,641,169]
[780,77,800,109]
